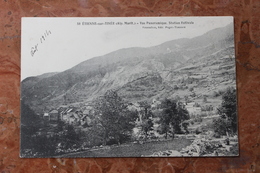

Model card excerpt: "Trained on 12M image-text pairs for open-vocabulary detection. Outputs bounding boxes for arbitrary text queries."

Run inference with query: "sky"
[21,16,233,80]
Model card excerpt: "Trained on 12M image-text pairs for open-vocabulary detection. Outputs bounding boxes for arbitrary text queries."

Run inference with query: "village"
[33,90,238,158]
[43,105,93,127]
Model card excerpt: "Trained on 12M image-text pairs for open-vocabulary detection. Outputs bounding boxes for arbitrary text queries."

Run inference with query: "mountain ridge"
[22,23,235,114]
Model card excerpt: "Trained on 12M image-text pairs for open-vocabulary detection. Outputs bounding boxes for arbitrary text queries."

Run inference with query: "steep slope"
[21,23,235,114]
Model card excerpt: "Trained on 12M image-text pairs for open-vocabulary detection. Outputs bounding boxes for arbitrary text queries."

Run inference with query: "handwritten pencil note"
[31,30,51,57]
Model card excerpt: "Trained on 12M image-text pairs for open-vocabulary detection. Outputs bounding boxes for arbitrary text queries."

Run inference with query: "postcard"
[20,17,238,158]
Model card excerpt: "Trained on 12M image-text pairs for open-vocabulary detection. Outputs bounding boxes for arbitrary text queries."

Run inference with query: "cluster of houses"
[42,98,163,128]
[42,98,209,129]
[43,106,93,126]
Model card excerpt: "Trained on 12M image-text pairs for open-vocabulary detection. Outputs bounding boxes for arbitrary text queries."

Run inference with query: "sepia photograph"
[20,17,238,158]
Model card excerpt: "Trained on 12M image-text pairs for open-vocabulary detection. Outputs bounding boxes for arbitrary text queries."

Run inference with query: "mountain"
[21,23,235,114]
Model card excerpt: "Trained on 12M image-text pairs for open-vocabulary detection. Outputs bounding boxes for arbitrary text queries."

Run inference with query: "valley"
[20,23,238,157]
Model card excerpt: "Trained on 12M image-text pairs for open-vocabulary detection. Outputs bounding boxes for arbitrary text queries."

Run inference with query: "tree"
[93,90,137,145]
[21,101,41,127]
[158,99,190,139]
[212,118,227,137]
[57,124,81,150]
[138,101,154,141]
[215,87,237,136]
[20,100,42,156]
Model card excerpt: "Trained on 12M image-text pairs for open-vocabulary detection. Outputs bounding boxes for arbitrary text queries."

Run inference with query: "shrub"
[195,127,202,134]
[212,117,227,136]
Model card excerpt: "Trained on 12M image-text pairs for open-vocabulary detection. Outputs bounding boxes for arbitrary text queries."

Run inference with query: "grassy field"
[59,138,192,157]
